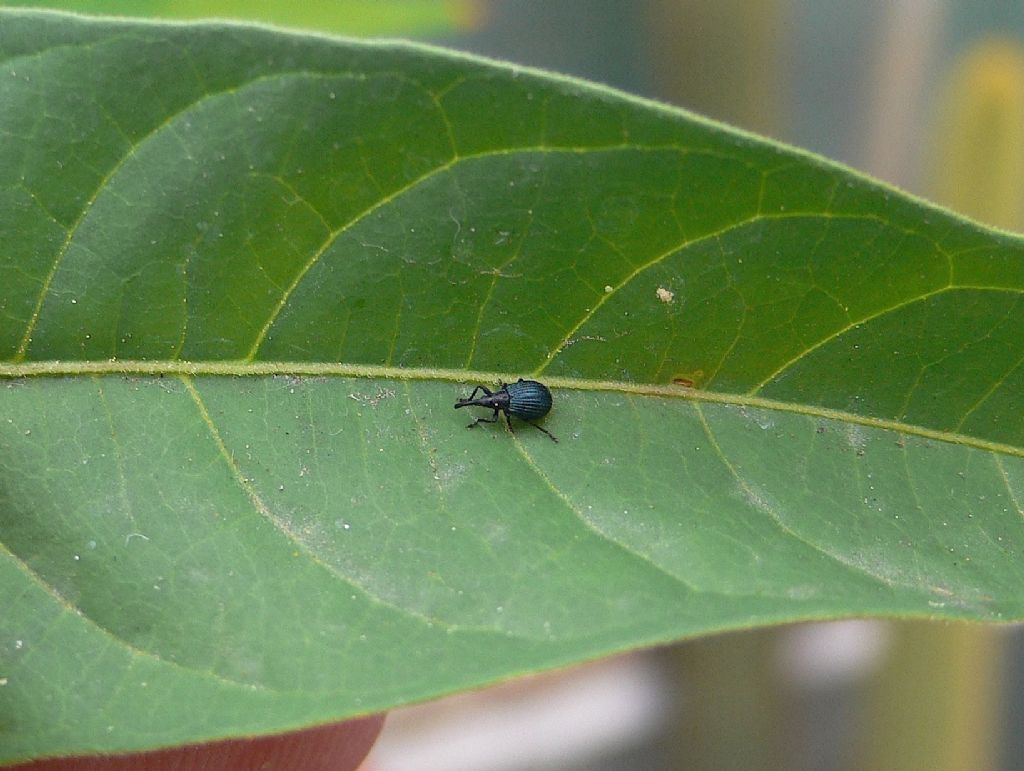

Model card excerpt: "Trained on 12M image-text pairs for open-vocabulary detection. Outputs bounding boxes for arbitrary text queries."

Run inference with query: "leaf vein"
[0,538,268,692]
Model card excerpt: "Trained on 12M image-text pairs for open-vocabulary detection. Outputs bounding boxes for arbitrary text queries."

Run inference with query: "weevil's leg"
[527,422,559,443]
[505,412,515,433]
[467,409,501,429]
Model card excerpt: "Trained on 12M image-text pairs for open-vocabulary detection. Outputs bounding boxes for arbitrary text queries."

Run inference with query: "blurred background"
[8,1,1024,768]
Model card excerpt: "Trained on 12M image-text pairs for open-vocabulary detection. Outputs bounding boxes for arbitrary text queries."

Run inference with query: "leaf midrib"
[2,359,1021,458]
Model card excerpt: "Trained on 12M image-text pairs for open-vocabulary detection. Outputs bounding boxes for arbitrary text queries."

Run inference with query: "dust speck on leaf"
[845,425,867,453]
[560,334,607,352]
[432,461,468,492]
[735,406,775,431]
[737,481,779,517]
[656,286,674,304]
[348,387,396,406]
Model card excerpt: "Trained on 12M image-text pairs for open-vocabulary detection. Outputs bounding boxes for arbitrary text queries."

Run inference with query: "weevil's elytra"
[454,378,558,442]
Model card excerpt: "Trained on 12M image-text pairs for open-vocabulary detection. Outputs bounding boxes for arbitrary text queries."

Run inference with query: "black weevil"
[454,379,557,442]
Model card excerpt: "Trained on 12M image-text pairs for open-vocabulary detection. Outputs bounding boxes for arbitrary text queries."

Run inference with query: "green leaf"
[2,9,1024,763]
[0,1,465,37]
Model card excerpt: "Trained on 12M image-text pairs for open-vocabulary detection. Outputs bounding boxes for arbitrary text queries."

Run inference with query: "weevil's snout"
[455,395,494,410]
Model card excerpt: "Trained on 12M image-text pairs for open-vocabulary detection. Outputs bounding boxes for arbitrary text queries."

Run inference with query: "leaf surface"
[2,10,1024,762]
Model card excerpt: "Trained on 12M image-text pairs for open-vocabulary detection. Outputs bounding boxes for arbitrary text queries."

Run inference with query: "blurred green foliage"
[0,0,477,36]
